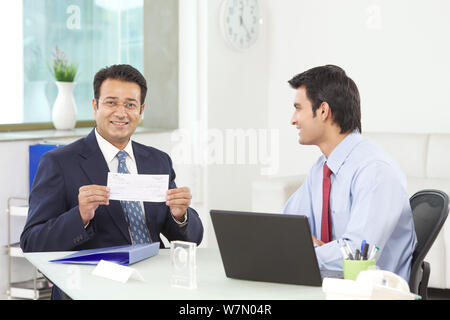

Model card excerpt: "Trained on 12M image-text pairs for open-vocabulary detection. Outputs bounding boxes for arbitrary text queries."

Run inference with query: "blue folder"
[49,243,160,265]
[29,143,64,192]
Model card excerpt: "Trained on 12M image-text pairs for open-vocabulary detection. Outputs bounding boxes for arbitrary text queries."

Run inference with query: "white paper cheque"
[107,172,169,202]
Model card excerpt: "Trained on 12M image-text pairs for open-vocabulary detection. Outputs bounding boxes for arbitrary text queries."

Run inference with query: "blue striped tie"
[116,150,151,244]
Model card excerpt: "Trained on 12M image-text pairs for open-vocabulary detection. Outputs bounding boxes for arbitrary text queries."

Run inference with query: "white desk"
[24,248,325,300]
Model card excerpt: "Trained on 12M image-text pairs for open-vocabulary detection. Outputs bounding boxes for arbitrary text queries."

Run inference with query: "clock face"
[221,0,260,50]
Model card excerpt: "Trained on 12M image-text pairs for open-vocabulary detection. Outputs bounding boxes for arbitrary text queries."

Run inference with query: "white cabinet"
[6,197,52,299]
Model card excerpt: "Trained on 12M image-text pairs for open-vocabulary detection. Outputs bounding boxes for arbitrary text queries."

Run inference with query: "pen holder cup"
[343,259,376,280]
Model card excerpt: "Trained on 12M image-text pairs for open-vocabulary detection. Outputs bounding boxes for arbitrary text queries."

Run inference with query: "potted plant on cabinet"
[50,46,78,130]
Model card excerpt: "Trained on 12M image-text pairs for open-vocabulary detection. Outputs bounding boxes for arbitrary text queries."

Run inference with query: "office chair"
[409,189,449,300]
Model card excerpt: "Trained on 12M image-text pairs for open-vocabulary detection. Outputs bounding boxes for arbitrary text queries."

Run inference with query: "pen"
[343,239,354,260]
[342,244,353,260]
[367,246,375,260]
[340,246,350,260]
[368,246,379,260]
[361,243,369,260]
[360,240,366,252]
[354,249,360,260]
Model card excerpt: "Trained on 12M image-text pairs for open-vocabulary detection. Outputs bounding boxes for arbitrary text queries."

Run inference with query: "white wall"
[265,0,450,177]
[204,0,270,247]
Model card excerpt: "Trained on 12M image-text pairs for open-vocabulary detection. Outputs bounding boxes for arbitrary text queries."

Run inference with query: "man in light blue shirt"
[283,65,417,281]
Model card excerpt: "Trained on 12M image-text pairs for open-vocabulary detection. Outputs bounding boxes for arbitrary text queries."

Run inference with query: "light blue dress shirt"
[283,131,417,281]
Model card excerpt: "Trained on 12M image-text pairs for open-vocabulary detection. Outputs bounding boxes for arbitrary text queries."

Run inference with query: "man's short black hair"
[93,64,147,105]
[288,65,361,134]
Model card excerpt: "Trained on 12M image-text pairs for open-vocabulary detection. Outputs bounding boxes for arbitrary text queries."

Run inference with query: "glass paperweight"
[170,240,197,289]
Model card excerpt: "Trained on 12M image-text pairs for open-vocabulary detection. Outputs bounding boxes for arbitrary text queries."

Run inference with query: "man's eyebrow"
[104,96,138,102]
[124,97,138,102]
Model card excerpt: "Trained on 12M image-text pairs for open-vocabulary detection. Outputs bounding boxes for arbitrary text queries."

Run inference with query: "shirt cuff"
[171,210,188,227]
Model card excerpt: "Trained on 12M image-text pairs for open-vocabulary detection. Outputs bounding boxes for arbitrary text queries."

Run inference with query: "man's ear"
[319,102,331,121]
[140,103,146,115]
[92,98,98,116]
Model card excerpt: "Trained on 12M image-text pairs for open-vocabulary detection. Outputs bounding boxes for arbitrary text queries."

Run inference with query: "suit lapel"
[133,142,152,175]
[79,129,131,243]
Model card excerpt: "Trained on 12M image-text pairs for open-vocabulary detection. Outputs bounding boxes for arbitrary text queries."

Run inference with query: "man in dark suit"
[20,64,203,299]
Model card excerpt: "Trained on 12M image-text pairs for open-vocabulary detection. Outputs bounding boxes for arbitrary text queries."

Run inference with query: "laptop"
[210,210,343,286]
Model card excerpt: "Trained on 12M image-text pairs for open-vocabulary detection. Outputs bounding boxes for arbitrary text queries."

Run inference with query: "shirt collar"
[94,128,135,164]
[324,130,363,175]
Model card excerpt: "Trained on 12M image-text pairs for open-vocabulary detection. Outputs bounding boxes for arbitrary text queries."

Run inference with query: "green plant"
[50,46,77,82]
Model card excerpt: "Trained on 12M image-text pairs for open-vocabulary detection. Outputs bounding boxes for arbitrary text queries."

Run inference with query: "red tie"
[321,162,333,243]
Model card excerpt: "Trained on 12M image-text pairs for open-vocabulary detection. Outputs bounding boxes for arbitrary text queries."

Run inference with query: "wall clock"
[220,0,261,50]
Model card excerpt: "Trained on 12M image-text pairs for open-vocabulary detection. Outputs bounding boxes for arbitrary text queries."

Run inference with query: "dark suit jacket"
[20,129,203,298]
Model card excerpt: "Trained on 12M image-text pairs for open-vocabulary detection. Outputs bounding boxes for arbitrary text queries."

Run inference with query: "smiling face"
[290,85,325,146]
[92,78,145,149]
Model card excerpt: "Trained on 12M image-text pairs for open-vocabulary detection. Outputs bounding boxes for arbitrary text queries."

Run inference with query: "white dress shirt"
[95,128,138,174]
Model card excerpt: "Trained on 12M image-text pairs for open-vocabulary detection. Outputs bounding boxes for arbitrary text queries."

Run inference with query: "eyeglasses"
[99,99,141,112]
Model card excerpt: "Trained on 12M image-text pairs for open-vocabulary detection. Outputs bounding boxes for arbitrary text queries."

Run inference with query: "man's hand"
[166,187,192,222]
[78,185,110,226]
[312,235,325,247]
